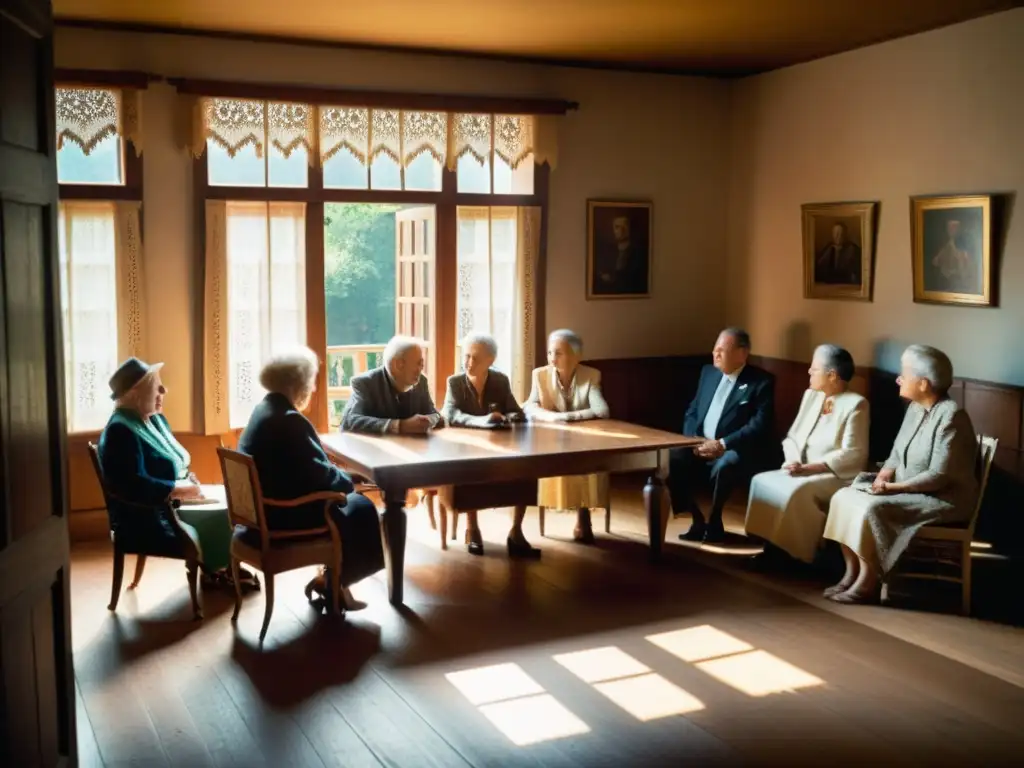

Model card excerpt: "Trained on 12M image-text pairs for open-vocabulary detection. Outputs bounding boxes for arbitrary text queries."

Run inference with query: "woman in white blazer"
[744,344,869,563]
[524,329,610,543]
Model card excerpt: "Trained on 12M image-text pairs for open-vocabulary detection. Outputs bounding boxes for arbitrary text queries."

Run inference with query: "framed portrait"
[801,201,877,301]
[911,195,993,307]
[586,200,652,299]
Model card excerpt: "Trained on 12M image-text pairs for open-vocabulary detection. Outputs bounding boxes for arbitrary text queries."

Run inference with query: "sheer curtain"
[59,200,146,432]
[204,200,307,433]
[456,206,539,401]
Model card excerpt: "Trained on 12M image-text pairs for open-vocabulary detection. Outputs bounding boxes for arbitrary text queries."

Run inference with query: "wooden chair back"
[87,441,117,534]
[966,435,999,537]
[217,448,271,549]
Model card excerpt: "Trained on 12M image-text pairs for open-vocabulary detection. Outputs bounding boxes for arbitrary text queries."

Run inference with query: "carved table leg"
[644,449,671,563]
[381,486,408,606]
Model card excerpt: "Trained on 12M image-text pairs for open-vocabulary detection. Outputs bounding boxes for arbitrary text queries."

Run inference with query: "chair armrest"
[263,491,348,508]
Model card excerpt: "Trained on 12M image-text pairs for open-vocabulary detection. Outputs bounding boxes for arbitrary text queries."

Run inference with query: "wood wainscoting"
[588,353,1024,556]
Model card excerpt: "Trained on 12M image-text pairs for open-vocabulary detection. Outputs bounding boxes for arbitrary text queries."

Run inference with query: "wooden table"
[320,420,701,605]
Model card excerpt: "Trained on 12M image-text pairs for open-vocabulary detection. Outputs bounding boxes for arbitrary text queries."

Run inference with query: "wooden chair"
[217,448,347,642]
[889,434,998,616]
[87,442,203,620]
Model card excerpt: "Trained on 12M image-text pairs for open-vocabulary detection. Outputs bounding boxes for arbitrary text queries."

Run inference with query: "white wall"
[727,9,1024,383]
[55,28,733,428]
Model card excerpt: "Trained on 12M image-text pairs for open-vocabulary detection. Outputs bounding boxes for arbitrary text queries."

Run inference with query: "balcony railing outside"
[326,344,386,427]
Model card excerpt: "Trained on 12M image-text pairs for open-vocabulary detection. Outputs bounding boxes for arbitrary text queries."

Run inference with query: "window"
[453,114,535,194]
[203,99,312,188]
[205,201,307,429]
[58,202,120,431]
[56,87,127,185]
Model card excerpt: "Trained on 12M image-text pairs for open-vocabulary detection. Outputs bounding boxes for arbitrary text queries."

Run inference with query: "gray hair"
[902,344,954,395]
[461,332,498,359]
[548,329,583,356]
[814,344,855,382]
[259,346,319,405]
[383,335,423,369]
[721,327,751,350]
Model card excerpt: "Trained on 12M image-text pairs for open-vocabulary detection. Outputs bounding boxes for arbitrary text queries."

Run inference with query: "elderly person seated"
[441,332,538,558]
[524,329,610,544]
[823,345,978,604]
[238,347,384,609]
[99,358,249,586]
[744,345,869,564]
[340,335,443,434]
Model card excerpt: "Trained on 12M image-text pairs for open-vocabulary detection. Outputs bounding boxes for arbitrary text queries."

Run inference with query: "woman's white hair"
[259,346,319,405]
[383,335,423,369]
[461,332,498,359]
[548,328,583,356]
[903,344,954,395]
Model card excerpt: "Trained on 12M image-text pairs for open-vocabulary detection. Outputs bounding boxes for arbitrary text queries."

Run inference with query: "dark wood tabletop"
[320,420,702,605]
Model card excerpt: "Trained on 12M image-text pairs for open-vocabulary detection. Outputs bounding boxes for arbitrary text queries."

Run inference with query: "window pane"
[323,149,369,189]
[404,152,442,191]
[457,155,490,194]
[208,141,266,187]
[269,145,308,187]
[57,134,123,185]
[493,154,535,195]
[59,202,119,431]
[370,154,402,190]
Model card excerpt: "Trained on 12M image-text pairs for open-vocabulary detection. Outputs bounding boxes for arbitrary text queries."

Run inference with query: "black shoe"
[467,540,485,556]
[702,524,726,544]
[679,523,706,542]
[507,537,541,559]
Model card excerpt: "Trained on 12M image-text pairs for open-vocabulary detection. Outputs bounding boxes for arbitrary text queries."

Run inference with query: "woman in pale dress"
[744,345,869,564]
[823,345,978,604]
[524,329,610,543]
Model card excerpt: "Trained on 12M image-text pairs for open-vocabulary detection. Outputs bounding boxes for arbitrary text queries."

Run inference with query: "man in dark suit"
[340,336,444,434]
[815,222,862,285]
[670,328,777,543]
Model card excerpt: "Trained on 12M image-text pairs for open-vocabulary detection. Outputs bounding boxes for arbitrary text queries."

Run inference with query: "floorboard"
[70,484,1024,766]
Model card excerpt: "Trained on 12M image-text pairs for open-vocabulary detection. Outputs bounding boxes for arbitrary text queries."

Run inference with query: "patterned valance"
[56,86,143,156]
[189,97,558,170]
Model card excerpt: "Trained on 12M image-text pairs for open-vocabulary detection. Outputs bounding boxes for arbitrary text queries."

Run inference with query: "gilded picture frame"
[801,201,877,302]
[911,194,993,307]
[586,200,652,300]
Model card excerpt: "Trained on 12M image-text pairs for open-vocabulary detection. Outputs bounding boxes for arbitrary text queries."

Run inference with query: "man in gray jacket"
[340,336,444,434]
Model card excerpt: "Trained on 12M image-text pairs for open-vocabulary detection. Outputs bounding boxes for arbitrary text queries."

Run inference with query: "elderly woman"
[238,347,384,609]
[98,357,244,585]
[524,329,610,543]
[441,332,538,558]
[823,345,978,604]
[744,345,869,564]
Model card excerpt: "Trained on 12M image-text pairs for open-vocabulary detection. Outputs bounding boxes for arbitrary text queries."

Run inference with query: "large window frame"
[191,84,561,434]
[57,75,146,436]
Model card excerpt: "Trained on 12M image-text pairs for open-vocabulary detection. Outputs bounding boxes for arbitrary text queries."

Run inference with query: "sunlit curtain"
[59,201,123,431]
[204,201,307,433]
[456,206,539,400]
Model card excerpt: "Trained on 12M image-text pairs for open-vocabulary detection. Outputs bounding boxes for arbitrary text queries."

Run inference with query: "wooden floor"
[71,488,1024,767]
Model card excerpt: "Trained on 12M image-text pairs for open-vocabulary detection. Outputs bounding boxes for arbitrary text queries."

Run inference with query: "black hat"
[109,357,164,400]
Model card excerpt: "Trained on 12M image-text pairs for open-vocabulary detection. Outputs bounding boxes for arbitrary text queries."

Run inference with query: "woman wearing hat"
[98,358,252,588]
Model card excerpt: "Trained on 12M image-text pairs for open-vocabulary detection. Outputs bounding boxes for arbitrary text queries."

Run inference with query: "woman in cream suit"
[744,345,869,564]
[524,329,610,543]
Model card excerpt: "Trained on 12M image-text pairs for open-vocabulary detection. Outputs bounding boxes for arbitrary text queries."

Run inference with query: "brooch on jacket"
[822,398,834,416]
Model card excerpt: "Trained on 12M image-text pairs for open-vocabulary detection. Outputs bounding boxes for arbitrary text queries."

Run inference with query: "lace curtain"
[319,106,448,168]
[456,206,538,396]
[203,200,307,434]
[59,201,147,432]
[193,97,316,164]
[56,86,143,156]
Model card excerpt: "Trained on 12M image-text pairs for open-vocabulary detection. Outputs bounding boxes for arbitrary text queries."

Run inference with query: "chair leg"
[186,559,203,621]
[439,497,448,550]
[538,506,546,537]
[259,573,275,642]
[961,541,972,616]
[108,548,125,611]
[425,491,437,530]
[129,555,147,589]
[450,506,459,542]
[604,504,611,534]
[328,565,341,616]
[230,556,244,623]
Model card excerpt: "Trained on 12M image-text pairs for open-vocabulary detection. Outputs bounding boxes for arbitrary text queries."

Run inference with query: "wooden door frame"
[192,150,550,435]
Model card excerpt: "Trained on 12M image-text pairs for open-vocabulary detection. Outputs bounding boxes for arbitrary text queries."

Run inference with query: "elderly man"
[670,328,777,543]
[340,335,443,434]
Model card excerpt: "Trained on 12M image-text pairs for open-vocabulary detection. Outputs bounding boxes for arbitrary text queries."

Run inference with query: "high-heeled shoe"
[466,529,485,556]
[507,536,541,559]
